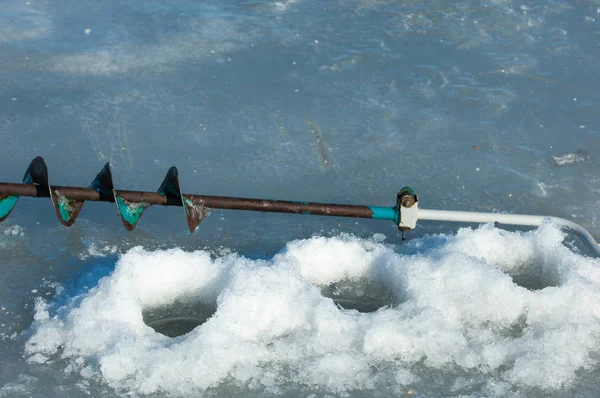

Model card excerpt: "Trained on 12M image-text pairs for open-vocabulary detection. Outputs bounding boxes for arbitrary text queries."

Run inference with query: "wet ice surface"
[1,0,600,396]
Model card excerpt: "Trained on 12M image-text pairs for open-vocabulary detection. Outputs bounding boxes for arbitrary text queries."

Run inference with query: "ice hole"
[441,223,568,292]
[507,261,561,291]
[143,300,217,338]
[480,252,563,292]
[320,279,400,313]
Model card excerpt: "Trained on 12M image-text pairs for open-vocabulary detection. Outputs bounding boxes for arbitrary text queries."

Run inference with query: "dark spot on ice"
[143,300,217,338]
[504,259,561,291]
[321,280,400,313]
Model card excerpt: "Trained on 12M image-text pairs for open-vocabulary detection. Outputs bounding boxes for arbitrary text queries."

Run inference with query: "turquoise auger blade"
[0,157,51,222]
[26,156,86,227]
[98,163,149,231]
[0,159,209,232]
[1,160,33,222]
[0,193,17,222]
[115,194,149,231]
[26,155,86,227]
[90,163,114,195]
[52,187,85,226]
[157,167,209,232]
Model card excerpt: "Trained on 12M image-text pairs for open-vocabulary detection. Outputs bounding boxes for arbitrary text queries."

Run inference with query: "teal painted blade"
[23,156,49,186]
[90,163,114,194]
[90,162,147,231]
[50,162,115,227]
[158,167,208,232]
[115,195,148,231]
[1,156,50,223]
[157,167,182,200]
[51,188,84,226]
[0,195,19,222]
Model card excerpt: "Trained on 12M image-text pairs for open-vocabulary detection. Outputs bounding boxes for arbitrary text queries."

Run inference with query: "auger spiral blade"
[0,158,35,222]
[158,167,209,232]
[0,157,214,232]
[0,156,85,226]
[89,162,137,231]
[95,163,149,232]
[0,192,17,222]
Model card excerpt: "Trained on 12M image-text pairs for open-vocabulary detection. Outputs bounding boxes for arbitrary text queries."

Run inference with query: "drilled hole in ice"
[504,260,561,291]
[143,300,217,338]
[321,279,400,313]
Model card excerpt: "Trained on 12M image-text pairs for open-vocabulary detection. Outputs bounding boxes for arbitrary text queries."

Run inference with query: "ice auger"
[1,157,598,256]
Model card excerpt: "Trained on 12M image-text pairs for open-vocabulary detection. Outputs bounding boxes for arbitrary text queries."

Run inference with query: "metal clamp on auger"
[397,187,419,240]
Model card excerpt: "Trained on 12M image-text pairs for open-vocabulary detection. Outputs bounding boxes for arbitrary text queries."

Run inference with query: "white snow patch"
[3,225,25,237]
[85,243,118,258]
[49,17,244,76]
[25,222,600,396]
[552,151,587,166]
[272,0,299,12]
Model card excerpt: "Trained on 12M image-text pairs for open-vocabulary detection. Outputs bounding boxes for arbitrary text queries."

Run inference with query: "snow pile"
[25,222,600,396]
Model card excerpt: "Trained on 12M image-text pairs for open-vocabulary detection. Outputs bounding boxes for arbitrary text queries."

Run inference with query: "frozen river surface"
[1,0,600,397]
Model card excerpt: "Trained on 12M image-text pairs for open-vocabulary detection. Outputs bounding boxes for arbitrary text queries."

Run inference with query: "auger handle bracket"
[397,187,419,240]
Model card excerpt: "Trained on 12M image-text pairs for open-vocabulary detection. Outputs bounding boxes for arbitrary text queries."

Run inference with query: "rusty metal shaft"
[0,182,377,219]
[0,157,399,232]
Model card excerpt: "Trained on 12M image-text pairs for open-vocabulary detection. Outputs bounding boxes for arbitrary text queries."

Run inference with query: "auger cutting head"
[0,156,411,235]
[0,157,209,232]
